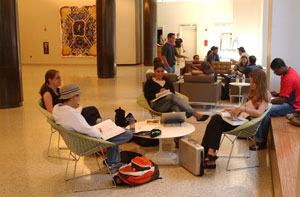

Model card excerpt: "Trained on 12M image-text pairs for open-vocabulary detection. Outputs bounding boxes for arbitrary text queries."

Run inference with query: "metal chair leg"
[226,138,236,171]
[65,151,72,181]
[47,128,55,157]
[71,157,79,193]
[95,154,101,172]
[99,147,116,187]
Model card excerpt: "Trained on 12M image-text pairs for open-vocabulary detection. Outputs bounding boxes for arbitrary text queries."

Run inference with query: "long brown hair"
[39,69,59,96]
[248,69,269,102]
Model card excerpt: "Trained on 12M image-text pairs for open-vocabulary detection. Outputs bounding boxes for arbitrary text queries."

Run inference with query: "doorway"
[179,24,197,61]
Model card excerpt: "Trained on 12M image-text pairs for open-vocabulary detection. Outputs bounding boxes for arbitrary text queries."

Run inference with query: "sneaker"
[249,142,267,151]
[108,163,123,174]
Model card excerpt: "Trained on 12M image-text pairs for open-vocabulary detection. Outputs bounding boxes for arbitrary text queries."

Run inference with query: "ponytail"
[39,69,59,96]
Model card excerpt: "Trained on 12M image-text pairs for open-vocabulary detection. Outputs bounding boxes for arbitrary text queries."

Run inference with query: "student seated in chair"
[229,55,248,78]
[39,69,101,126]
[201,69,271,169]
[253,58,300,150]
[53,83,133,173]
[243,55,263,78]
[144,59,209,122]
[191,61,217,82]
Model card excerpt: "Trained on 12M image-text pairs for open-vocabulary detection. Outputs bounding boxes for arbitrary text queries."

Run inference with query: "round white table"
[229,82,250,105]
[134,121,195,165]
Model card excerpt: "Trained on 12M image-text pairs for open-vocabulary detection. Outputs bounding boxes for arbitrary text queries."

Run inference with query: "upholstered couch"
[211,61,231,74]
[182,61,204,74]
[179,73,222,104]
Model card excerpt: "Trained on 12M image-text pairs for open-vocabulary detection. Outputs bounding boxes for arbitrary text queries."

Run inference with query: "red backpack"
[114,157,160,186]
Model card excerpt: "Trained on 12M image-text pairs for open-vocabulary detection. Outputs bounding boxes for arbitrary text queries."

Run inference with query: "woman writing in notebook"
[201,69,271,169]
[144,58,209,121]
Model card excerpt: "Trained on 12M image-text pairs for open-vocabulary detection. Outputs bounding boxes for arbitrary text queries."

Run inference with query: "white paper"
[93,119,126,140]
[152,89,172,102]
[215,111,249,126]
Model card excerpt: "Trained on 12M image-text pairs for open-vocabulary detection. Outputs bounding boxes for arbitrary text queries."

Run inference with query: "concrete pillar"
[143,0,157,66]
[0,0,23,108]
[96,0,116,78]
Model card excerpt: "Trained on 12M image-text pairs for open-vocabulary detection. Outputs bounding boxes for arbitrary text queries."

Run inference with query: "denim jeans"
[255,103,295,142]
[107,129,133,165]
[165,65,175,73]
[151,94,196,118]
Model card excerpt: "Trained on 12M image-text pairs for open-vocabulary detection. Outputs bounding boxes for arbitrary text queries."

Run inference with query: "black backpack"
[115,107,128,127]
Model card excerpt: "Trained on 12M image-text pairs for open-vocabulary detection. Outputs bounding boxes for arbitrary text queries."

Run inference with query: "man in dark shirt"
[252,58,300,150]
[243,55,263,78]
[192,55,200,64]
[206,46,220,62]
[162,33,187,73]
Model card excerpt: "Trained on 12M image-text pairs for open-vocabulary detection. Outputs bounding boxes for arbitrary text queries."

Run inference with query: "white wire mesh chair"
[218,104,272,171]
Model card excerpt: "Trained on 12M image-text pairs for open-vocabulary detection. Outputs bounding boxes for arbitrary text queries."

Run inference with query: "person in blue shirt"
[243,55,263,78]
[206,46,220,62]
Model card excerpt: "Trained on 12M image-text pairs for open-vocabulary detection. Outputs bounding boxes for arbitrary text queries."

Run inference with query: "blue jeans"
[256,103,294,142]
[165,65,175,73]
[151,94,196,118]
[107,129,133,165]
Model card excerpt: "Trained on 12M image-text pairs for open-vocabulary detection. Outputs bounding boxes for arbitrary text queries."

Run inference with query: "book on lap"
[152,89,172,102]
[216,111,249,126]
[92,119,126,140]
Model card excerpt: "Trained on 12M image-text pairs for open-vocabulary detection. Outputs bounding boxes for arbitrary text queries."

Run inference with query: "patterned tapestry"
[60,5,97,57]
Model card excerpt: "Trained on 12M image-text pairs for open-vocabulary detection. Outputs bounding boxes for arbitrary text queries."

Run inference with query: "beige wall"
[232,0,263,64]
[267,0,300,92]
[116,0,136,64]
[18,0,136,65]
[157,0,233,61]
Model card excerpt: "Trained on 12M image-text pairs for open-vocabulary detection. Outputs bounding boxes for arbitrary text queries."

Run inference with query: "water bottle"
[129,117,135,131]
[242,74,245,83]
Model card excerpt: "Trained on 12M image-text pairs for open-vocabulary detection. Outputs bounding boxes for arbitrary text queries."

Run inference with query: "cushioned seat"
[136,92,189,116]
[211,61,231,74]
[179,73,221,104]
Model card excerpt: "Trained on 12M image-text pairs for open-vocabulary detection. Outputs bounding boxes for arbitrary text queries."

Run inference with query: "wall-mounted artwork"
[60,5,97,57]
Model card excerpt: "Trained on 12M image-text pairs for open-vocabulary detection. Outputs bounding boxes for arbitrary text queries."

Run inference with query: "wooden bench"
[269,117,300,196]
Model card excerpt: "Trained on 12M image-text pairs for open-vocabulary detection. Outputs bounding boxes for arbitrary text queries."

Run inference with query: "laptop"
[161,112,186,124]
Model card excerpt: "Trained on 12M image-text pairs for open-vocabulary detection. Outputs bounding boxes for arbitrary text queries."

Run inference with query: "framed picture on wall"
[60,5,97,57]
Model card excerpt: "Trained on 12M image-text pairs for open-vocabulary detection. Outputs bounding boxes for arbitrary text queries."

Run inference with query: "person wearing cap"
[40,69,101,126]
[231,47,249,65]
[52,83,133,173]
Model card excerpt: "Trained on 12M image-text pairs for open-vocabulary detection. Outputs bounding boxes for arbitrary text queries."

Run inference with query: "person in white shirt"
[231,47,249,65]
[53,83,133,173]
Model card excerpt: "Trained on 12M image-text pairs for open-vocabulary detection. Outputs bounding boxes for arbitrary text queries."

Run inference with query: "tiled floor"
[0,64,273,196]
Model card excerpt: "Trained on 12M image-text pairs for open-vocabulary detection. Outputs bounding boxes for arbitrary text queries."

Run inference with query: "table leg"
[145,138,178,165]
[239,86,242,105]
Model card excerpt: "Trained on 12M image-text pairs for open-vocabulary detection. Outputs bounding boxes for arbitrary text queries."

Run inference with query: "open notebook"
[92,119,126,140]
[216,111,249,126]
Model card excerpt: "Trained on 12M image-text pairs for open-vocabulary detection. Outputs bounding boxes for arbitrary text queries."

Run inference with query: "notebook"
[92,119,126,140]
[161,112,186,124]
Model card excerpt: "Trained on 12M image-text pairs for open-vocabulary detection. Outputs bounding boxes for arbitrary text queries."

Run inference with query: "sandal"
[204,155,218,169]
[197,115,210,122]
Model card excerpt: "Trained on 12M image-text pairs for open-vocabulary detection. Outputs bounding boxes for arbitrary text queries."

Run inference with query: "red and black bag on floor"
[113,157,160,186]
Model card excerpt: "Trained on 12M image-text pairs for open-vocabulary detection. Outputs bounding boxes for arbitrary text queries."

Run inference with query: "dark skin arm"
[271,96,287,104]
